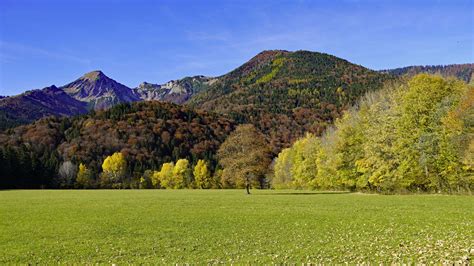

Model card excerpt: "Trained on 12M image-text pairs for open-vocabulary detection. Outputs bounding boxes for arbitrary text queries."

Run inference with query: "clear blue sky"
[0,0,472,95]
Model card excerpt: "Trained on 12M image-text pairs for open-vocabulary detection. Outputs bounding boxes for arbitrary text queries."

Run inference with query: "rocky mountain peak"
[61,70,139,110]
[81,70,105,82]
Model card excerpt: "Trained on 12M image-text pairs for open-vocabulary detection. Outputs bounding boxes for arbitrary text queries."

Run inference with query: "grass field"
[0,190,473,264]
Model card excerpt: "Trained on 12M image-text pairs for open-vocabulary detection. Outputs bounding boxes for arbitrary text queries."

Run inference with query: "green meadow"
[0,190,473,264]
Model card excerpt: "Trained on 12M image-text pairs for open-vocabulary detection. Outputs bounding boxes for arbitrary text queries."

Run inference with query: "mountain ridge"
[0,85,88,129]
[188,49,395,152]
[0,71,215,129]
[61,70,140,110]
[1,50,471,134]
[380,63,474,83]
[132,75,216,104]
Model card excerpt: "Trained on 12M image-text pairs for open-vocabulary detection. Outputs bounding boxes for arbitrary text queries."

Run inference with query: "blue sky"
[0,0,472,95]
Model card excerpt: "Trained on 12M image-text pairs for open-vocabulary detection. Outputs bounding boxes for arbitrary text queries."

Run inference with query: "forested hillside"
[3,51,471,193]
[0,101,235,188]
[383,64,474,83]
[189,50,394,152]
[273,74,473,193]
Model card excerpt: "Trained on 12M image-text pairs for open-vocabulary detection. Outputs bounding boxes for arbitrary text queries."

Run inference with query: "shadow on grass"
[259,191,352,196]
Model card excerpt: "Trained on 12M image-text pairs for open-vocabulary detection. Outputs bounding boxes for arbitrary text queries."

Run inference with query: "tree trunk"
[245,175,250,194]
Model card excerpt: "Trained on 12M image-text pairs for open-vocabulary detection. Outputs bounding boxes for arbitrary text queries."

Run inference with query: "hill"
[0,101,235,188]
[382,63,474,83]
[0,72,214,130]
[0,85,88,130]
[189,50,394,152]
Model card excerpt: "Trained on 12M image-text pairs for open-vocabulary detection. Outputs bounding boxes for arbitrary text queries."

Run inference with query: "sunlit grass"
[0,190,472,263]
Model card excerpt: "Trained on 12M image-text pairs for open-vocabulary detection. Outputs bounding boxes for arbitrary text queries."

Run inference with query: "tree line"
[272,74,473,193]
[0,121,271,190]
[0,102,235,189]
[56,152,219,189]
[1,74,471,193]
[189,50,394,153]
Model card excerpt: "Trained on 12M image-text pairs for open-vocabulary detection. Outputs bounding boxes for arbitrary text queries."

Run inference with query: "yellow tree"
[395,75,465,190]
[152,162,174,189]
[172,159,190,189]
[434,82,473,191]
[273,148,294,189]
[76,163,93,188]
[291,133,319,189]
[194,159,212,189]
[355,89,401,191]
[101,152,127,187]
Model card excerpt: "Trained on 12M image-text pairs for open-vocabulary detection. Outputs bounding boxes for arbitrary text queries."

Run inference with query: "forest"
[0,102,235,188]
[273,74,473,193]
[189,50,394,153]
[0,74,472,192]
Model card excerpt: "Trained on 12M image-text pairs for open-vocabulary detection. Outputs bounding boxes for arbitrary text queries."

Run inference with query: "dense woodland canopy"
[273,74,473,193]
[1,74,472,192]
[0,102,234,188]
[189,50,394,153]
[0,48,472,193]
[383,64,474,84]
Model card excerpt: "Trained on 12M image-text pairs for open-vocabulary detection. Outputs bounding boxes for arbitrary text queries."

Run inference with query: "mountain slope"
[0,85,88,130]
[382,64,474,83]
[0,72,215,130]
[133,75,216,104]
[0,101,235,188]
[61,70,140,109]
[189,50,394,152]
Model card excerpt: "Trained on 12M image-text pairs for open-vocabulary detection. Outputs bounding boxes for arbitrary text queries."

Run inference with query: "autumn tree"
[272,148,294,188]
[76,163,93,188]
[273,134,320,189]
[291,134,320,189]
[152,162,174,189]
[394,75,466,191]
[57,161,77,188]
[172,159,191,189]
[218,124,272,194]
[194,159,212,189]
[139,170,154,189]
[101,152,127,188]
[273,74,473,193]
[354,87,401,191]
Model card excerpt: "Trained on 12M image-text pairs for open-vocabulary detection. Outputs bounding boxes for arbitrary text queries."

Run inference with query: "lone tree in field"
[218,124,271,194]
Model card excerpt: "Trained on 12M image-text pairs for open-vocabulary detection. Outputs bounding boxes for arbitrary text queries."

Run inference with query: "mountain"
[0,50,395,150]
[381,64,474,83]
[0,71,219,130]
[188,50,394,152]
[0,85,88,130]
[61,70,140,109]
[0,101,235,188]
[133,75,216,104]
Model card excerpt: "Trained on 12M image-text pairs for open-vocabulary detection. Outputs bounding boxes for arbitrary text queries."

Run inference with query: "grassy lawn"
[0,190,473,264]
